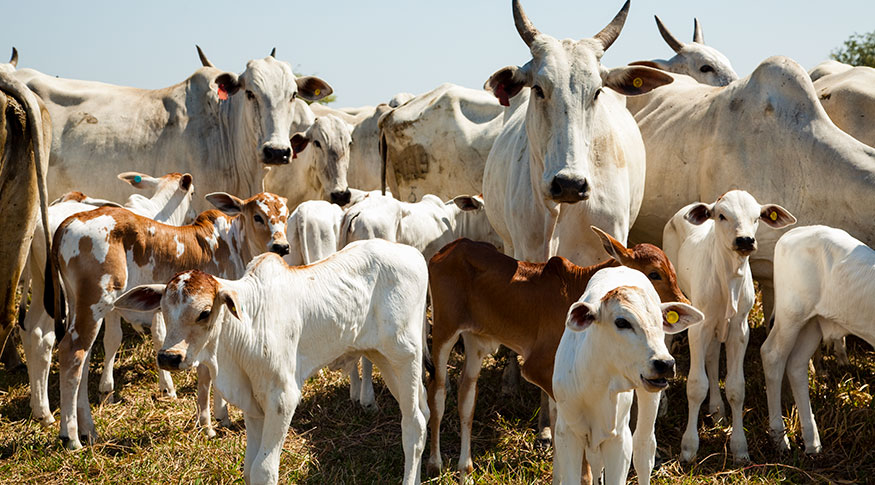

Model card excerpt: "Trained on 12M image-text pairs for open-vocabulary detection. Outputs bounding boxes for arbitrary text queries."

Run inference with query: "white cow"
[388,92,415,108]
[263,114,353,207]
[630,16,737,87]
[0,47,17,74]
[12,47,332,210]
[552,266,703,485]
[625,56,875,328]
[811,62,875,147]
[662,190,796,463]
[808,59,853,81]
[20,171,195,424]
[115,239,430,485]
[379,83,505,202]
[762,225,875,455]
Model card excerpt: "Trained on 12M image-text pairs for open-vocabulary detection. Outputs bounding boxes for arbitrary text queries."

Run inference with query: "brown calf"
[52,191,289,450]
[425,226,687,476]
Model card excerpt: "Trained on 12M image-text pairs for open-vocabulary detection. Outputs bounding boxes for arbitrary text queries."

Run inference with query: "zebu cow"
[811,63,875,147]
[808,59,853,81]
[12,47,331,210]
[552,267,703,485]
[388,92,415,108]
[21,172,195,424]
[115,239,430,485]
[0,71,55,362]
[630,16,737,87]
[379,83,505,202]
[625,56,875,325]
[52,192,289,450]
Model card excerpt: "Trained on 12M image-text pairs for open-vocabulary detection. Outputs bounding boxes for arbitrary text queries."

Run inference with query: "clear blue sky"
[4,1,873,107]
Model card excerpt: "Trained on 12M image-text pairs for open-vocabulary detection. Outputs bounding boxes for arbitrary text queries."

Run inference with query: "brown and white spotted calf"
[52,191,289,450]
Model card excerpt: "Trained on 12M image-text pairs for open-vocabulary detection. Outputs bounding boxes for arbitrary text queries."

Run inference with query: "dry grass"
[0,291,873,484]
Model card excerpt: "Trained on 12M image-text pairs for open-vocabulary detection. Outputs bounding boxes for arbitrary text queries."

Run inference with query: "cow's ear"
[205,192,244,215]
[602,66,674,96]
[591,226,631,263]
[296,76,333,102]
[179,173,193,192]
[760,204,796,229]
[217,286,240,320]
[119,172,160,190]
[452,195,484,211]
[290,133,310,159]
[215,72,242,100]
[684,203,713,225]
[114,284,165,312]
[567,301,598,332]
[660,302,704,334]
[484,65,529,107]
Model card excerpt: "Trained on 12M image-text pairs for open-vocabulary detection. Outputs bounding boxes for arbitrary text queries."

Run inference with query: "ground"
[0,295,873,484]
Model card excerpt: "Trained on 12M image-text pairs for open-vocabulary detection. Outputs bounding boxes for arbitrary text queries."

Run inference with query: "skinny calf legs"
[457,333,493,478]
[426,330,459,475]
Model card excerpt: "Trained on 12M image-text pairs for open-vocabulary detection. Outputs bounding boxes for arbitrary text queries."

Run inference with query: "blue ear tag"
[134,175,142,183]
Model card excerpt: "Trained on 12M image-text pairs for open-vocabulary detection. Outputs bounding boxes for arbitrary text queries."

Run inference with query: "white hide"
[812,63,875,147]
[762,225,875,455]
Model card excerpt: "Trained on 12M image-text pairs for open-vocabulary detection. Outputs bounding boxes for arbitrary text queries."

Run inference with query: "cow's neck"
[565,259,619,300]
[210,98,264,199]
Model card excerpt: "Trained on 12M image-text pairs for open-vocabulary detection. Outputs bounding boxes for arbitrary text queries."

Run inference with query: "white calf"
[20,172,194,424]
[115,239,430,485]
[762,225,875,454]
[662,190,795,463]
[552,266,703,485]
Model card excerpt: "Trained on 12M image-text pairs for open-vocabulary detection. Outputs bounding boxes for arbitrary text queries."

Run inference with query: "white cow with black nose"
[552,266,704,485]
[662,189,796,463]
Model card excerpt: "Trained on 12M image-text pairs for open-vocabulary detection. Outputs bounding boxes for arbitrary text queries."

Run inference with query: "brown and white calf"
[425,227,688,478]
[52,191,289,450]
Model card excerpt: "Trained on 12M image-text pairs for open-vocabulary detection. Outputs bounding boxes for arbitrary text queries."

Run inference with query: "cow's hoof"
[426,458,442,476]
[203,427,217,438]
[217,417,232,428]
[361,401,379,413]
[61,435,82,451]
[732,452,750,465]
[35,413,56,426]
[679,449,696,464]
[535,427,552,448]
[804,444,822,455]
[160,388,177,399]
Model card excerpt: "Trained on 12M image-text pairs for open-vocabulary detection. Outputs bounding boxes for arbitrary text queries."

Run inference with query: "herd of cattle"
[1,0,873,483]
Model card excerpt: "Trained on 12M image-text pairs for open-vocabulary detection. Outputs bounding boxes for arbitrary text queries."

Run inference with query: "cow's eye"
[700,65,714,73]
[254,214,264,224]
[718,214,726,221]
[532,85,545,98]
[648,271,661,281]
[197,310,211,321]
[246,90,255,100]
[314,140,322,149]
[291,92,297,101]
[614,317,633,330]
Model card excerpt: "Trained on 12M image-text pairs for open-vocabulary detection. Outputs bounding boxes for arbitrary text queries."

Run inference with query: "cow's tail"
[0,73,61,346]
[379,133,388,196]
[43,250,66,340]
[421,306,434,379]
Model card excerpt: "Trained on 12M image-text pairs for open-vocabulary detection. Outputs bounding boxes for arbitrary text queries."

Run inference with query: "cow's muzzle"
[549,176,589,203]
[270,242,290,256]
[262,146,292,165]
[733,236,756,255]
[330,189,352,206]
[157,351,183,371]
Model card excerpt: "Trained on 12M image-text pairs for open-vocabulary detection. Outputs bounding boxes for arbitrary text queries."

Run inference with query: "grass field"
[0,300,873,484]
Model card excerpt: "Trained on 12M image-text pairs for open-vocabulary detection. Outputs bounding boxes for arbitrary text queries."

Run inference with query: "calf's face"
[206,191,291,256]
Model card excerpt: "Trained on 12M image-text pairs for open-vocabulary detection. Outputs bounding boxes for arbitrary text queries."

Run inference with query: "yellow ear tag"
[769,211,778,221]
[314,88,321,96]
[666,311,679,324]
[633,77,643,88]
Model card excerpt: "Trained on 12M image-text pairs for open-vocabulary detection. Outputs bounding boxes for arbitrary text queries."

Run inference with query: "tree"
[831,31,875,67]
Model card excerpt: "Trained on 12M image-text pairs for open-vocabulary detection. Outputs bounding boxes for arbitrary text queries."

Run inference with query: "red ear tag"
[217,84,229,101]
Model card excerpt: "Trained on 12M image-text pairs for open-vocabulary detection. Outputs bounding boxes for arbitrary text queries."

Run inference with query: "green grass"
[0,295,873,484]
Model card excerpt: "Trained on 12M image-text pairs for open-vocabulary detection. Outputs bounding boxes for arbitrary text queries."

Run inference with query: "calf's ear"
[114,284,166,313]
[684,202,714,225]
[119,172,160,190]
[566,301,598,332]
[591,225,631,263]
[660,302,704,334]
[217,286,240,320]
[179,173,193,192]
[452,195,484,211]
[205,192,244,215]
[602,66,674,96]
[484,64,529,107]
[296,76,333,102]
[760,204,796,229]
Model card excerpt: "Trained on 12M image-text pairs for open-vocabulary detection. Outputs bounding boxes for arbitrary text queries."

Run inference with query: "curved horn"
[654,15,684,53]
[512,0,540,48]
[9,47,17,67]
[269,47,276,58]
[196,45,214,68]
[693,18,704,44]
[594,0,631,51]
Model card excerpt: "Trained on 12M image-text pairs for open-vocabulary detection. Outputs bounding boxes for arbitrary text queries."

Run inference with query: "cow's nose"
[157,351,182,371]
[263,146,291,165]
[734,236,756,252]
[652,358,676,378]
[330,189,352,206]
[270,242,290,256]
[549,176,589,203]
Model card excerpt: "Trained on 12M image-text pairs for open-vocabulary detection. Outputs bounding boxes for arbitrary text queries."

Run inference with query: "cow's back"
[814,66,875,147]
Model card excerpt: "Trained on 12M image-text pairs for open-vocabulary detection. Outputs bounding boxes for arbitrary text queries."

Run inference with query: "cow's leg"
[602,424,633,485]
[680,325,710,463]
[20,305,55,425]
[457,333,492,477]
[214,386,230,427]
[553,413,586,485]
[196,363,216,437]
[426,329,460,476]
[345,358,362,404]
[500,349,521,396]
[761,312,808,452]
[242,412,264,482]
[99,312,123,404]
[787,320,823,454]
[536,390,553,443]
[760,278,776,330]
[149,312,176,397]
[705,338,725,420]
[358,357,377,411]
[250,394,297,485]
[827,336,850,366]
[632,389,660,485]
[58,306,102,450]
[725,319,750,463]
